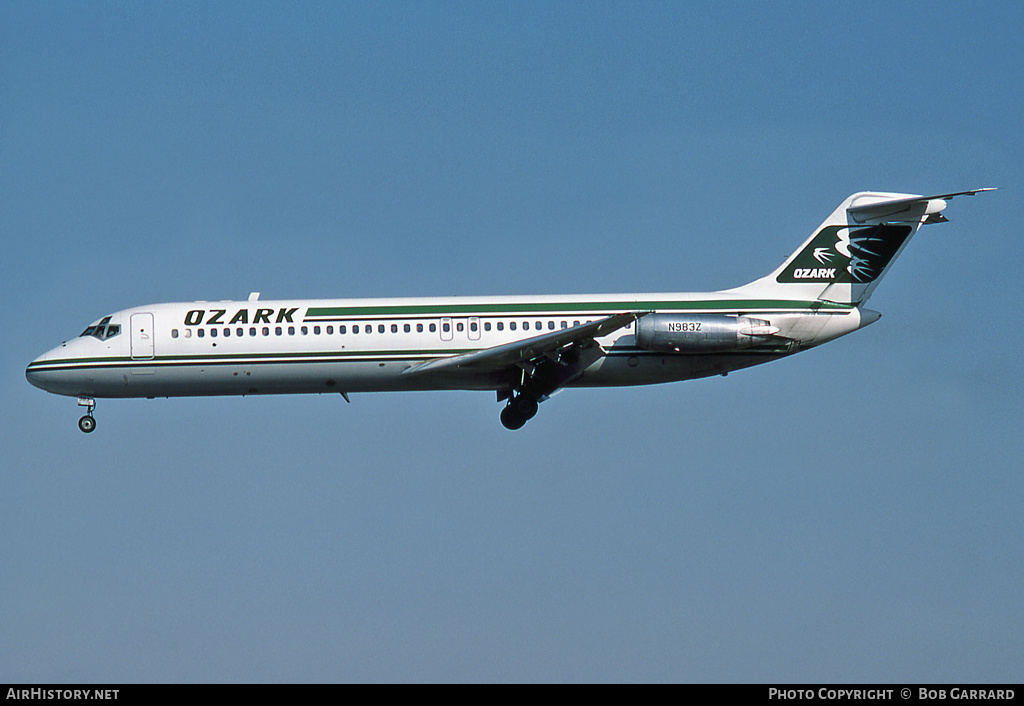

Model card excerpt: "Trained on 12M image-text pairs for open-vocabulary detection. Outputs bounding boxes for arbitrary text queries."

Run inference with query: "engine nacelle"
[635,313,779,353]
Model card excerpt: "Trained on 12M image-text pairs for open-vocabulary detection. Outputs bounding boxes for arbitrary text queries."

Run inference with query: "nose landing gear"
[77,397,96,433]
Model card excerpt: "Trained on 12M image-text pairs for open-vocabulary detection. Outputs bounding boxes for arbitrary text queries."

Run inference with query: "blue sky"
[3,1,1022,682]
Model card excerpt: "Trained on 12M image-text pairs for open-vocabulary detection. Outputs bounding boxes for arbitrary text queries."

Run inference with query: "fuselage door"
[131,313,155,359]
[440,317,454,342]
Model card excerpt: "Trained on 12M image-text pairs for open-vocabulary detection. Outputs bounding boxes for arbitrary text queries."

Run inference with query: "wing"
[402,311,645,377]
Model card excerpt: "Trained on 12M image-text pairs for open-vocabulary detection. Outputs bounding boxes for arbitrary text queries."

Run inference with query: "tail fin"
[729,189,995,305]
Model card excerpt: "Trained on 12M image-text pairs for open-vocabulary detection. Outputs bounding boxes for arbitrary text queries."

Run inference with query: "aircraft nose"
[26,352,51,391]
[27,337,107,397]
[26,346,66,393]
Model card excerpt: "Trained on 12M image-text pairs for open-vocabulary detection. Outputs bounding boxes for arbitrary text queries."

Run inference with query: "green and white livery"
[27,189,993,432]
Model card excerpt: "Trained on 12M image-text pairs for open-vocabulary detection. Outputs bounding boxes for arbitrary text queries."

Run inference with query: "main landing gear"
[500,394,539,431]
[496,338,603,431]
[77,397,96,433]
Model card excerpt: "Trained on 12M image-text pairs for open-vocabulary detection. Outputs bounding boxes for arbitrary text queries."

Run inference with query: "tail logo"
[777,224,913,284]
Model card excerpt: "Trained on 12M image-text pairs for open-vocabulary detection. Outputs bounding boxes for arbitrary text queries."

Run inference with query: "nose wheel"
[77,397,96,433]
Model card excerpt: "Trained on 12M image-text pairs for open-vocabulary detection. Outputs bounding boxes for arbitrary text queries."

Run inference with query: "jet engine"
[635,313,779,353]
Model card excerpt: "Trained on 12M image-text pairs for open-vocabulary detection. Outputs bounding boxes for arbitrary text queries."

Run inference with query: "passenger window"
[470,322,478,332]
[198,329,205,338]
[429,323,436,333]
[172,329,179,339]
[416,323,423,333]
[484,322,491,331]
[442,323,450,333]
[338,325,346,334]
[510,322,516,331]
[560,321,567,329]
[288,326,295,335]
[210,328,218,338]
[404,323,411,333]
[314,326,320,335]
[353,325,359,334]
[184,329,192,339]
[456,322,464,332]
[548,321,555,330]
[497,322,504,331]
[326,326,333,334]
[262,327,269,336]
[249,327,256,336]
[301,326,308,335]
[275,326,282,335]
[378,324,385,334]
[391,324,398,333]
[223,328,230,337]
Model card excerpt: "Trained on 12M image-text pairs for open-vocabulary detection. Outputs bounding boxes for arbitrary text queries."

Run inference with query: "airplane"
[27,188,993,433]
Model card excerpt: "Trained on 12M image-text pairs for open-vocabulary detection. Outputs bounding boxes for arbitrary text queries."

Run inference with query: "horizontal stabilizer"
[848,188,997,224]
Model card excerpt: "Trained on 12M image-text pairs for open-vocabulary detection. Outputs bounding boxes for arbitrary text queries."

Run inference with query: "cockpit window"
[79,316,120,340]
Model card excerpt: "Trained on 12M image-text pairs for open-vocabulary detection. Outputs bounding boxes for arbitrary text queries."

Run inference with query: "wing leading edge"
[402,311,646,377]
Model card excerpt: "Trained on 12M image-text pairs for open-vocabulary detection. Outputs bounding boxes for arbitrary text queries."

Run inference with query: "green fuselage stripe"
[28,344,792,373]
[27,349,472,370]
[305,299,849,317]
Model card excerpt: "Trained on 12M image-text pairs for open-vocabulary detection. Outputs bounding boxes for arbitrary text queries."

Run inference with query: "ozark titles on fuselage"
[182,307,299,327]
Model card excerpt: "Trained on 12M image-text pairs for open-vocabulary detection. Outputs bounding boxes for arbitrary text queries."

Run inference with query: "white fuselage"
[26,291,874,400]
